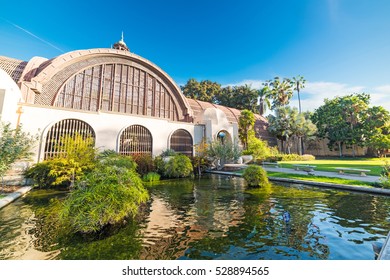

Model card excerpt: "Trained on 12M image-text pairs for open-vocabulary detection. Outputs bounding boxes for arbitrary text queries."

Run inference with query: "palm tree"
[292,75,306,114]
[264,77,294,109]
[258,86,271,115]
[292,75,306,154]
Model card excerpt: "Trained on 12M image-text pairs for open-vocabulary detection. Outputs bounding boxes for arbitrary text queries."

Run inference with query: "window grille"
[54,63,178,121]
[119,125,152,156]
[44,119,95,159]
[170,129,193,156]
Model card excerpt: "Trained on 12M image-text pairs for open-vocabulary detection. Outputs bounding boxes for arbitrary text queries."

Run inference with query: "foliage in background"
[279,153,316,161]
[311,93,390,157]
[0,122,37,178]
[181,78,221,103]
[207,138,242,169]
[263,77,294,109]
[215,84,259,112]
[242,165,270,188]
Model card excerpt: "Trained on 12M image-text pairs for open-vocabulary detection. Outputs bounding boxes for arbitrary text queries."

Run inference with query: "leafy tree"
[263,77,294,109]
[238,109,256,150]
[0,122,37,180]
[216,84,259,112]
[181,78,221,102]
[311,93,387,157]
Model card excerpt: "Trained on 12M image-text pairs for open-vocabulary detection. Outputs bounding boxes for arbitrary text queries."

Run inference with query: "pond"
[0,174,389,260]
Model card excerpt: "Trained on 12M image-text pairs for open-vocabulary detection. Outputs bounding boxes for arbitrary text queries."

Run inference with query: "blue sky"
[1,0,390,112]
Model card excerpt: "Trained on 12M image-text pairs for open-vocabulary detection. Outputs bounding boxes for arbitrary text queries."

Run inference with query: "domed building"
[0,35,274,163]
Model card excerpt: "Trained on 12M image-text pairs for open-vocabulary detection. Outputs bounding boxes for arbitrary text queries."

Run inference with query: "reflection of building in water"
[140,179,246,259]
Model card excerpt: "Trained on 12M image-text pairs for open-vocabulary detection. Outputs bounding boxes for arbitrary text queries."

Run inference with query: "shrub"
[25,135,97,188]
[245,135,272,162]
[380,161,390,189]
[58,164,149,234]
[243,165,270,188]
[143,172,161,182]
[207,138,241,169]
[279,153,315,161]
[97,150,137,170]
[0,123,37,178]
[160,149,177,157]
[132,153,155,176]
[160,154,193,178]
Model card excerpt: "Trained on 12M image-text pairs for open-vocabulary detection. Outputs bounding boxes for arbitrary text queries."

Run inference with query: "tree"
[0,122,36,180]
[181,78,221,102]
[258,86,272,115]
[215,84,259,112]
[292,75,306,154]
[267,106,316,154]
[263,77,294,109]
[292,75,306,114]
[311,93,388,157]
[267,106,297,153]
[238,109,256,150]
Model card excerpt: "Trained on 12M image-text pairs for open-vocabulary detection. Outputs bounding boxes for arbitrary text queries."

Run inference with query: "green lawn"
[267,171,376,188]
[279,158,386,176]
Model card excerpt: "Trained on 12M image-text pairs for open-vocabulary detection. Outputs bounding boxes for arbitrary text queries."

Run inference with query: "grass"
[279,158,386,176]
[266,171,376,188]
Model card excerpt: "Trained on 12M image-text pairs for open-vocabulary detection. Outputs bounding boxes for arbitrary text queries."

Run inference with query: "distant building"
[0,35,274,163]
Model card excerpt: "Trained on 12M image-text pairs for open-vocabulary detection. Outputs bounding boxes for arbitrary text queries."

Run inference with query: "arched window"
[119,125,152,156]
[170,129,193,156]
[44,119,95,159]
[53,64,178,121]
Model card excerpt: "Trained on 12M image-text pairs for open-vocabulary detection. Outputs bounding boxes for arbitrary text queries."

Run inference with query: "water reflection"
[0,174,389,260]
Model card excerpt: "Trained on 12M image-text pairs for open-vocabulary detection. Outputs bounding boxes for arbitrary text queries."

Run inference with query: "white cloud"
[225,79,390,112]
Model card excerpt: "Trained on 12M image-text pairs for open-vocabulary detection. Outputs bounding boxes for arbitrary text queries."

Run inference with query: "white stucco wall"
[19,105,204,162]
[0,69,23,127]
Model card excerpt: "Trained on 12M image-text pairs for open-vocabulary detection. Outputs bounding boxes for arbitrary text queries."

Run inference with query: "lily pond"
[0,174,389,260]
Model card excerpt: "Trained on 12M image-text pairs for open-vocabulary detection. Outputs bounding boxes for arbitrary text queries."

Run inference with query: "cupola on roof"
[113,32,129,51]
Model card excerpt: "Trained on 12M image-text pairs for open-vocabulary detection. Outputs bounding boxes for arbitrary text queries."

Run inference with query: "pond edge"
[0,186,33,209]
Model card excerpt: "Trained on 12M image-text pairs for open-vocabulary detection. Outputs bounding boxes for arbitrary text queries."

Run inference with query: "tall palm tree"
[292,75,306,154]
[292,75,306,114]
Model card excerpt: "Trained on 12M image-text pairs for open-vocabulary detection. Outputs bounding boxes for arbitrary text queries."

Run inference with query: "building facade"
[0,37,273,164]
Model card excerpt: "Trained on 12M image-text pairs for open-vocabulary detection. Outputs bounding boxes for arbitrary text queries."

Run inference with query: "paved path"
[262,166,381,183]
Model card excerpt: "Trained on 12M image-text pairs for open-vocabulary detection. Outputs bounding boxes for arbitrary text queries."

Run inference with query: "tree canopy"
[311,93,390,157]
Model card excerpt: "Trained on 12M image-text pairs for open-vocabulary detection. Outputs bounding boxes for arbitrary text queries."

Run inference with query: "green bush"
[132,153,155,176]
[58,164,149,234]
[280,153,315,161]
[142,172,161,182]
[24,161,56,188]
[243,165,270,188]
[97,150,137,170]
[160,154,193,178]
[380,161,390,189]
[160,149,177,157]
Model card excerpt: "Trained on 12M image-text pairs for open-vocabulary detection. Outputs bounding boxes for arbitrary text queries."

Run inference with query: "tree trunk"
[338,142,343,158]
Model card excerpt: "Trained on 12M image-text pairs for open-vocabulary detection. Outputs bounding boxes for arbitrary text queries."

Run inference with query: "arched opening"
[170,129,193,156]
[119,125,152,156]
[217,130,231,145]
[44,119,95,159]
